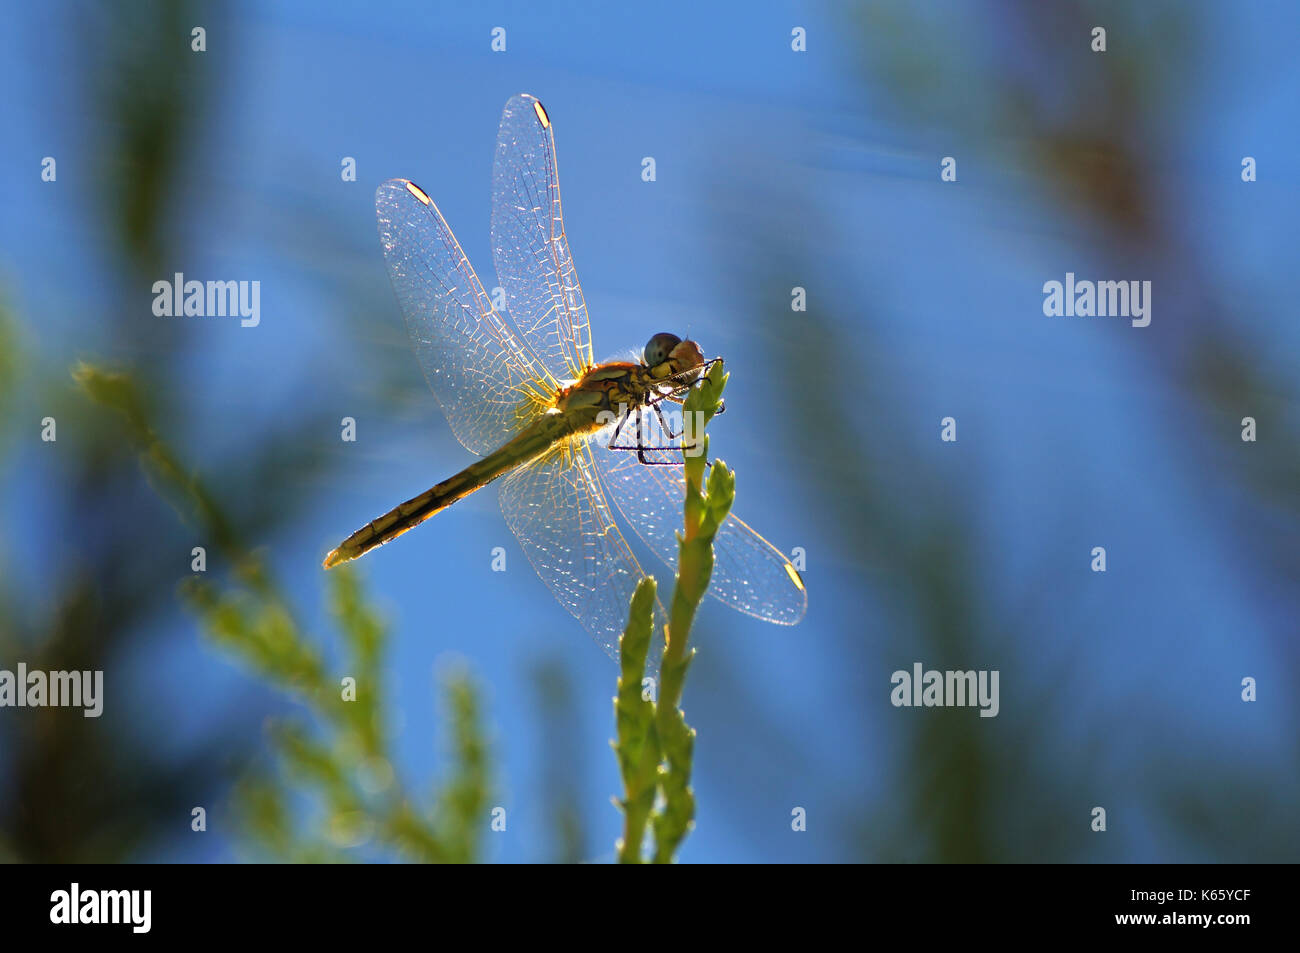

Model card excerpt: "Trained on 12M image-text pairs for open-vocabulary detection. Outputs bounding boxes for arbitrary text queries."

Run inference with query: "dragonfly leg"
[603,400,717,467]
[605,407,685,464]
[654,403,680,440]
[605,441,714,468]
[606,405,650,452]
[630,448,715,468]
[642,406,712,467]
[608,407,672,462]
[606,406,631,447]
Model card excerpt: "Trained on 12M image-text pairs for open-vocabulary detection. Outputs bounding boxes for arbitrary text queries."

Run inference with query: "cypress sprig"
[614,360,730,863]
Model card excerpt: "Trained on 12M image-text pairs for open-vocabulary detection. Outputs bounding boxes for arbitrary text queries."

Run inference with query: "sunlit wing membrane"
[499,441,667,671]
[592,444,808,626]
[376,178,551,456]
[490,94,594,383]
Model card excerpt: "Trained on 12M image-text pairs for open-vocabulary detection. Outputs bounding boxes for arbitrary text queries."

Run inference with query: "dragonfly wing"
[490,94,594,382]
[499,440,667,671]
[376,178,549,457]
[592,443,808,626]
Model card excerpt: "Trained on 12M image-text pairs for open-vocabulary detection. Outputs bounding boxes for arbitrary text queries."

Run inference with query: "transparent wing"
[490,93,594,383]
[376,178,550,456]
[592,438,808,626]
[499,440,666,670]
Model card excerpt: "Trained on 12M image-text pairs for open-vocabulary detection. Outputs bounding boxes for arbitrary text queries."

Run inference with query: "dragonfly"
[324,93,806,662]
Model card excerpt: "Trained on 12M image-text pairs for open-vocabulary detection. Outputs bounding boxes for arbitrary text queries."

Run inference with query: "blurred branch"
[1,3,399,863]
[532,661,590,863]
[192,567,492,864]
[78,361,495,863]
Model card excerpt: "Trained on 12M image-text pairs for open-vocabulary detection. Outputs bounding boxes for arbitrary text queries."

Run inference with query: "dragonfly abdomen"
[323,411,575,568]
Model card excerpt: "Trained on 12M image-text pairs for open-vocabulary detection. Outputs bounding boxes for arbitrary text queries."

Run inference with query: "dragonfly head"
[643,332,706,384]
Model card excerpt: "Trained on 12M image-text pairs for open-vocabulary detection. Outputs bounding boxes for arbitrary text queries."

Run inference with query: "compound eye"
[643,332,682,367]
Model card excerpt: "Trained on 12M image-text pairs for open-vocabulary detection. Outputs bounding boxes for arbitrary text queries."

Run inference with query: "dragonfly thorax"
[557,362,659,421]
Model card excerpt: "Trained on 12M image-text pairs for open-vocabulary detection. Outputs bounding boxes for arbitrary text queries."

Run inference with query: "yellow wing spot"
[404,181,432,205]
[784,562,805,591]
[533,100,550,129]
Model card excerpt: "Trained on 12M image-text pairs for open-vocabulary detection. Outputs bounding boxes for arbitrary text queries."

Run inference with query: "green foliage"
[614,361,732,863]
[189,567,491,863]
[78,363,494,863]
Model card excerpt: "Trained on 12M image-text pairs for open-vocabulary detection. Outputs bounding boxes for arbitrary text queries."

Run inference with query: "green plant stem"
[614,578,659,863]
[615,361,730,863]
[660,360,729,709]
